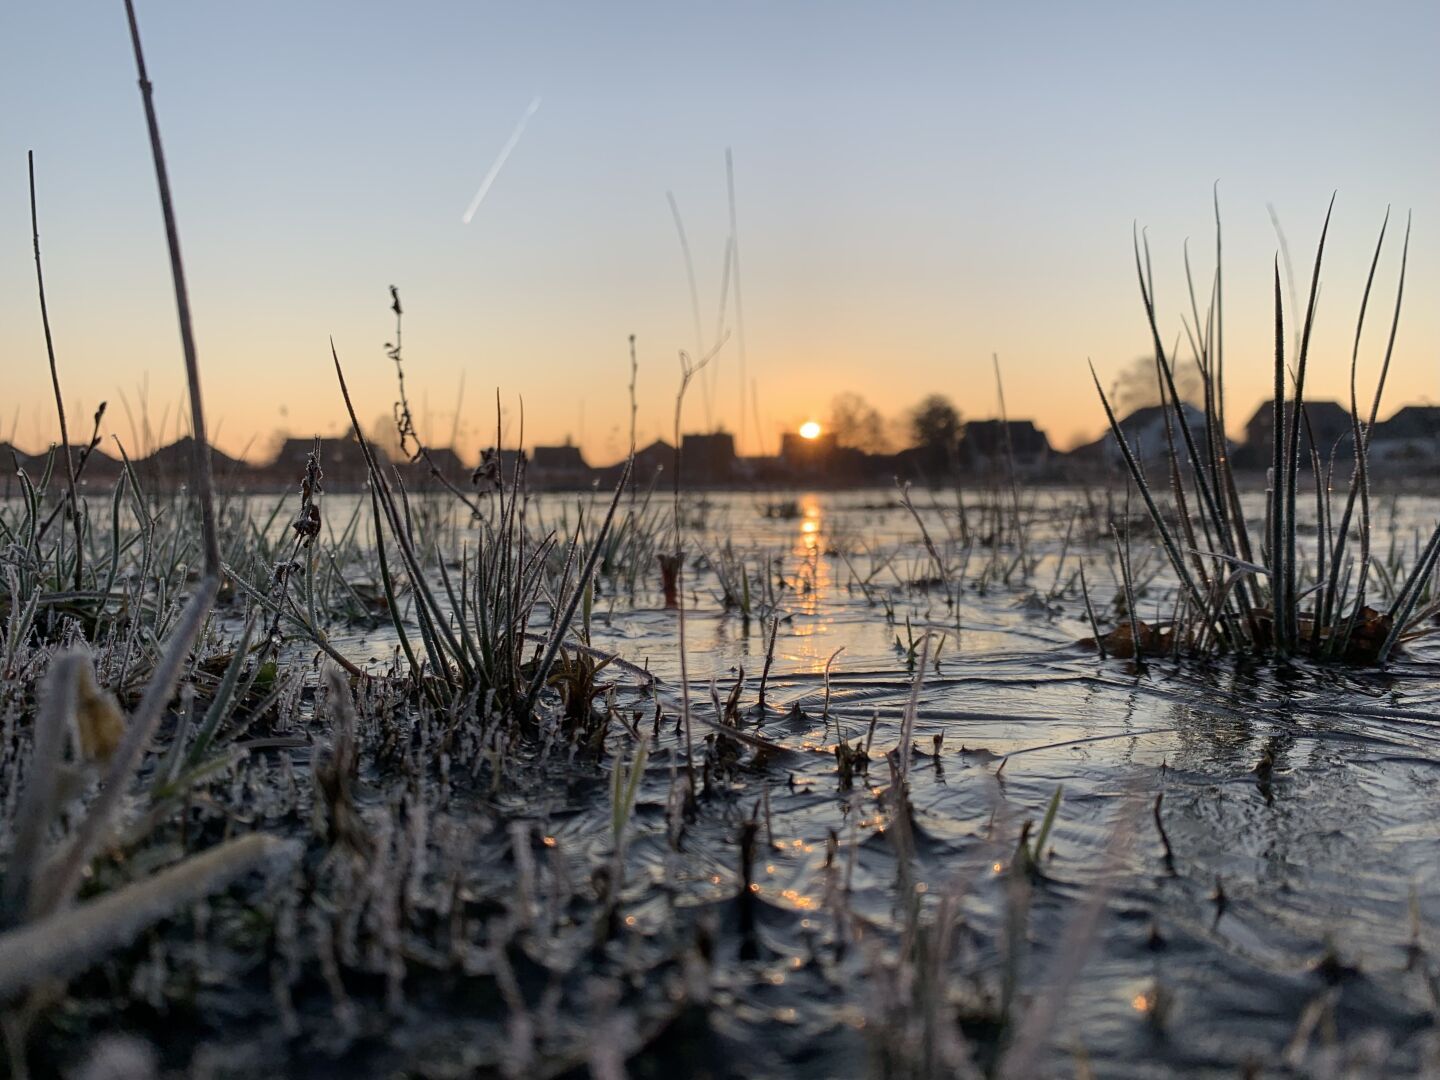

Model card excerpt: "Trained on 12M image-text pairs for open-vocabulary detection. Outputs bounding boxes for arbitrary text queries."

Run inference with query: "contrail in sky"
[461,96,542,224]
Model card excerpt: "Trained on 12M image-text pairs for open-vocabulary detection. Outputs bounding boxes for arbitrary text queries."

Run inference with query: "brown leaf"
[75,662,125,763]
[1336,606,1394,664]
[1078,619,1172,659]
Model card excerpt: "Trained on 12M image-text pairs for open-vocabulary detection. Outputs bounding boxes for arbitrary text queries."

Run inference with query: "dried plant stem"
[992,353,1025,559]
[1079,563,1106,661]
[0,834,300,1001]
[725,149,749,457]
[1326,213,1409,657]
[35,404,107,544]
[627,334,639,503]
[0,654,78,927]
[757,614,779,719]
[123,0,221,579]
[1089,362,1207,619]
[1279,197,1335,653]
[28,151,82,591]
[1270,260,1288,652]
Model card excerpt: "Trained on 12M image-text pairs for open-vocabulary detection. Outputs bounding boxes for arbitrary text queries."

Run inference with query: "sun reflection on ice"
[785,496,837,665]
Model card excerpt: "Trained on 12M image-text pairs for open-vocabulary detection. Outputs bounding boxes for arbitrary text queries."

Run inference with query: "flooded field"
[9,3,1440,1075]
[8,484,1437,1078]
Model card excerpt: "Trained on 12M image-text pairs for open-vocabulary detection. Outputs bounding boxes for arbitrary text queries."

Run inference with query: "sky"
[1,1,1436,466]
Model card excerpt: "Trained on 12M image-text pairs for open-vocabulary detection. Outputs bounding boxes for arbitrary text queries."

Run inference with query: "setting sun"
[799,421,822,440]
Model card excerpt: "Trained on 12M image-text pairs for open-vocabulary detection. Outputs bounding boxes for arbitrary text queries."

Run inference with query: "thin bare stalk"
[1088,362,1207,619]
[123,0,221,580]
[1329,214,1410,658]
[1269,261,1288,653]
[1280,196,1335,652]
[28,151,82,591]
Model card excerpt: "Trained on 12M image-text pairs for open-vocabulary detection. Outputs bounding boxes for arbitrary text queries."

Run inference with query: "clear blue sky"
[2,1,1436,462]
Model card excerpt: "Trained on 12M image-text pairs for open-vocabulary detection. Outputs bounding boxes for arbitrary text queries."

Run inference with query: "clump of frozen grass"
[0,13,303,1073]
[1091,196,1430,665]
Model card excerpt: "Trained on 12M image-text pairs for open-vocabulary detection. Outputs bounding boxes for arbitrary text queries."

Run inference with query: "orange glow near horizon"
[799,421,822,440]
[2,7,1437,470]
